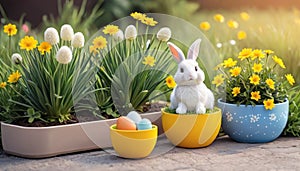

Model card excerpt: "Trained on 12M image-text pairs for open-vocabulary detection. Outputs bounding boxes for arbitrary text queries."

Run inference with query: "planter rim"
[110,124,157,133]
[161,107,221,115]
[0,111,161,129]
[217,98,288,108]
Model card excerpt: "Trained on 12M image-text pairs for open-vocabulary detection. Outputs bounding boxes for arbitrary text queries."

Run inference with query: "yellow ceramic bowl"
[110,124,158,159]
[161,108,221,148]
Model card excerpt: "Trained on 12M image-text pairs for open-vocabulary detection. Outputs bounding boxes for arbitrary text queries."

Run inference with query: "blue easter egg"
[137,118,152,130]
[127,111,142,124]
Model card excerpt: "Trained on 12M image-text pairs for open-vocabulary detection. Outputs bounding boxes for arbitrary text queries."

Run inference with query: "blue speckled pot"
[217,99,288,143]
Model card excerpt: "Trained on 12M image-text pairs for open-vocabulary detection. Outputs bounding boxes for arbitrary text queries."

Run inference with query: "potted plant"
[161,39,221,148]
[0,13,174,158]
[213,48,295,143]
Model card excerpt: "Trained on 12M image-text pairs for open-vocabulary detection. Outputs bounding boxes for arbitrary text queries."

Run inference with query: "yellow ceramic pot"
[161,108,221,148]
[110,124,157,159]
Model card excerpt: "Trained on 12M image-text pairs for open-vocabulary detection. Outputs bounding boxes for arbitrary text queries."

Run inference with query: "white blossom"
[72,32,85,48]
[11,53,22,65]
[60,24,74,41]
[44,27,59,45]
[113,29,124,41]
[56,46,72,64]
[157,27,171,42]
[125,25,137,40]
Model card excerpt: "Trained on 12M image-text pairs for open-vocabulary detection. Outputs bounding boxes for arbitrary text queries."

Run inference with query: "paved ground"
[1,136,300,171]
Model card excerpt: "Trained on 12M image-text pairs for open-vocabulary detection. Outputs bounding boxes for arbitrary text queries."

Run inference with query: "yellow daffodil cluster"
[213,48,295,110]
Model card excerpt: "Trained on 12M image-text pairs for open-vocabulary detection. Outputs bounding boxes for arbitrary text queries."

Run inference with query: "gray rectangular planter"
[1,112,162,158]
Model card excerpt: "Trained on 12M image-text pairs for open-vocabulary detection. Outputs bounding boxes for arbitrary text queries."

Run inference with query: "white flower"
[44,27,59,45]
[125,25,137,40]
[113,30,124,41]
[229,39,236,45]
[11,53,22,65]
[56,46,72,64]
[60,24,74,41]
[216,43,222,48]
[157,27,171,42]
[72,32,85,48]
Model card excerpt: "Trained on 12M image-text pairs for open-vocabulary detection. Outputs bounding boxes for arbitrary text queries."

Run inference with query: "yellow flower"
[214,14,225,23]
[272,55,286,69]
[38,42,52,55]
[141,17,158,26]
[240,12,250,21]
[227,20,239,29]
[237,31,247,40]
[89,45,99,55]
[214,63,223,70]
[166,76,176,89]
[0,82,7,88]
[199,21,211,31]
[264,99,275,110]
[232,87,241,97]
[251,91,261,101]
[212,74,224,87]
[8,70,21,83]
[249,74,260,85]
[143,56,156,67]
[93,36,107,49]
[252,63,263,73]
[264,49,274,55]
[130,12,147,21]
[265,78,275,90]
[238,48,252,60]
[251,49,265,60]
[103,24,119,35]
[285,74,295,86]
[19,36,38,51]
[223,58,237,68]
[3,23,17,36]
[229,67,241,77]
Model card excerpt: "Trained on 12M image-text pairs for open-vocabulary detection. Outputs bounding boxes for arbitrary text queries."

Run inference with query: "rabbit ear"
[187,39,201,60]
[167,42,185,63]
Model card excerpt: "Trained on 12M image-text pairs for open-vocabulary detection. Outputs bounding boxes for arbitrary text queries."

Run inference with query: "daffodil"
[93,36,107,49]
[223,58,237,68]
[143,56,156,67]
[252,63,263,73]
[285,74,295,85]
[141,17,158,26]
[0,82,7,88]
[103,25,119,35]
[264,99,275,110]
[38,42,52,55]
[199,21,211,31]
[227,20,239,29]
[214,14,225,23]
[272,55,286,69]
[232,87,241,97]
[8,70,21,83]
[266,78,275,90]
[166,76,176,89]
[4,23,17,36]
[251,49,265,60]
[130,12,146,21]
[251,91,261,101]
[19,36,38,51]
[249,74,260,85]
[229,67,241,77]
[237,31,247,40]
[238,48,252,60]
[212,74,224,87]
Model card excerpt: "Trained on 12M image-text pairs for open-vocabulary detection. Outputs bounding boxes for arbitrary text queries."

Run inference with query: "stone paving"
[1,136,300,171]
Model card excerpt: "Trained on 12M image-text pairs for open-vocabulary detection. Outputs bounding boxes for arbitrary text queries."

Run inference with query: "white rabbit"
[167,39,214,114]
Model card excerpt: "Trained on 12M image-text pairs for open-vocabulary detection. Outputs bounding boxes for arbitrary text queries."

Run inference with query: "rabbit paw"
[196,104,206,114]
[176,103,187,114]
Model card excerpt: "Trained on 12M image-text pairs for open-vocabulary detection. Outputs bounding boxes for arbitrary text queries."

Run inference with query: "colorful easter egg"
[116,116,136,130]
[137,118,152,130]
[127,111,142,124]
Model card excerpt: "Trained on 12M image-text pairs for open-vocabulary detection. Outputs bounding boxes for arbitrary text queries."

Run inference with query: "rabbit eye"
[180,68,184,73]
[195,66,198,71]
